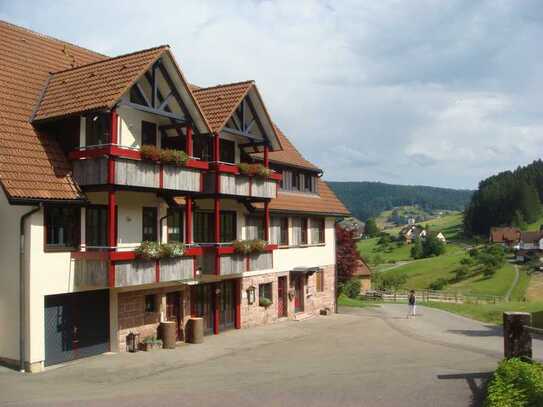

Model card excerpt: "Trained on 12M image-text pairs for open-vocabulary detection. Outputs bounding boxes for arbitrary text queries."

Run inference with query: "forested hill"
[464,159,543,236]
[328,181,473,221]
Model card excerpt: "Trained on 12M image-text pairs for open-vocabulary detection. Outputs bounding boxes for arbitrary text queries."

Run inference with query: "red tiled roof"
[253,126,320,171]
[490,227,521,243]
[0,20,106,201]
[352,258,372,277]
[192,81,254,132]
[32,46,168,121]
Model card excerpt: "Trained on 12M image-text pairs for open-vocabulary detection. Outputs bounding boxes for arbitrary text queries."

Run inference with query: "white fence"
[366,289,505,304]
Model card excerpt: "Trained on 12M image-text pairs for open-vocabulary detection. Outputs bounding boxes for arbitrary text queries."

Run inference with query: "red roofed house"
[0,21,349,371]
[489,227,521,248]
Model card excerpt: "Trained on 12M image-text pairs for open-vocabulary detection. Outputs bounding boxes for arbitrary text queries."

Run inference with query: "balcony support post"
[214,198,221,276]
[186,125,193,157]
[263,144,269,167]
[107,191,116,287]
[185,197,193,244]
[110,109,118,145]
[264,201,270,242]
[235,278,241,329]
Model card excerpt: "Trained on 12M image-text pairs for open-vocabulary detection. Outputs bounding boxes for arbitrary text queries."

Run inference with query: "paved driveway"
[1,305,532,407]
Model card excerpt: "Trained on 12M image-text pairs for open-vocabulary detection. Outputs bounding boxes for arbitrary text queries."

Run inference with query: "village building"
[351,258,372,292]
[489,227,521,248]
[0,21,349,372]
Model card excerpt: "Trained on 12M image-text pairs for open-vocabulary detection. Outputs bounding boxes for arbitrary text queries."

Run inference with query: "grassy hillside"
[329,181,473,221]
[385,212,463,240]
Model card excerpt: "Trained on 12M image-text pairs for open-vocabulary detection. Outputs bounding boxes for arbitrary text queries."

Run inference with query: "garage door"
[44,290,109,367]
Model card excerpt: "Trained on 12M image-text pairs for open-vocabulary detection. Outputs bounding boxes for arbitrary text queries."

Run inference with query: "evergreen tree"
[410,239,424,259]
[517,180,541,223]
[511,210,526,229]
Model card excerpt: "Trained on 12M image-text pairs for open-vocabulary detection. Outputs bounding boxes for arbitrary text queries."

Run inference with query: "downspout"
[19,205,40,372]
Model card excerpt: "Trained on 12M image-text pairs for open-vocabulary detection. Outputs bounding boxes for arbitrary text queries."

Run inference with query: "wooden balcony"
[203,163,280,199]
[70,146,206,193]
[72,247,202,289]
[199,244,276,276]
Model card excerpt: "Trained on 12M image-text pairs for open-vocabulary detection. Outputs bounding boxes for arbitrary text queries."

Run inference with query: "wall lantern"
[247,286,256,305]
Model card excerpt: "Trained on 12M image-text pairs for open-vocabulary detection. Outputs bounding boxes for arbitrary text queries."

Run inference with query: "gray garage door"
[44,290,109,366]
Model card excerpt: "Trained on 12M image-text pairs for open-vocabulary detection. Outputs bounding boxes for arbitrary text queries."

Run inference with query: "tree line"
[329,181,473,221]
[464,159,543,235]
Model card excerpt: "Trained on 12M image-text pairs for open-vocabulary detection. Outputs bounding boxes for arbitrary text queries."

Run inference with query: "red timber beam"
[264,201,270,242]
[186,124,193,157]
[213,132,221,276]
[213,283,220,335]
[107,109,118,287]
[263,144,269,168]
[235,278,241,329]
[185,197,193,244]
[107,191,116,287]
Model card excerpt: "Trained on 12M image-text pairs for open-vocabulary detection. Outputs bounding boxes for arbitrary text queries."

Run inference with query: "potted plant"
[159,148,189,167]
[159,242,185,258]
[140,145,161,162]
[139,336,163,351]
[238,163,271,177]
[232,239,267,254]
[135,241,161,260]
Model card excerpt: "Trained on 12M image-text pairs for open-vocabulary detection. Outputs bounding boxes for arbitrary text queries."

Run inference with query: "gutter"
[19,205,40,372]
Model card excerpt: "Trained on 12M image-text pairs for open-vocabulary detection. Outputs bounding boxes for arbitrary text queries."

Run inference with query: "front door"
[166,292,181,340]
[192,284,213,335]
[278,276,288,317]
[294,276,304,313]
[219,280,235,331]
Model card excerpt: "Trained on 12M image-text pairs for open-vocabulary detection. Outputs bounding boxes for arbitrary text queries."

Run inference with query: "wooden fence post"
[503,312,532,359]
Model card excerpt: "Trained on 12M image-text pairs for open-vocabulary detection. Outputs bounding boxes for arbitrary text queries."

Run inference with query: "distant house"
[337,217,365,240]
[435,232,447,244]
[352,258,372,292]
[399,225,426,243]
[490,227,521,248]
[519,231,543,251]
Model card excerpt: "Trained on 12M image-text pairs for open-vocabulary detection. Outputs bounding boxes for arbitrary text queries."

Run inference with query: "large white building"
[0,21,350,372]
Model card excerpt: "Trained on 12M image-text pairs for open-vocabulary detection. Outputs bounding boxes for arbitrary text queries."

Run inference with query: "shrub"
[159,148,189,166]
[373,273,407,291]
[340,279,361,299]
[429,277,448,290]
[485,358,543,407]
[238,163,271,177]
[159,242,185,258]
[250,239,267,253]
[453,265,469,282]
[411,239,424,259]
[135,241,161,260]
[140,145,161,161]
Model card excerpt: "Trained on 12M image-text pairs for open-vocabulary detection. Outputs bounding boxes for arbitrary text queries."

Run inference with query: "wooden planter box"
[139,341,163,351]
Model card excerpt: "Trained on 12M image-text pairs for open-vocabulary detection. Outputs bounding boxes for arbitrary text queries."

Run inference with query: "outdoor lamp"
[247,286,256,305]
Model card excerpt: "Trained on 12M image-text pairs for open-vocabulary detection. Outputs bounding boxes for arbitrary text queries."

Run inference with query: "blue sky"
[2,0,543,189]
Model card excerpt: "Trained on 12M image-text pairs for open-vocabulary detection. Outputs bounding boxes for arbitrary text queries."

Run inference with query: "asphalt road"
[0,304,522,407]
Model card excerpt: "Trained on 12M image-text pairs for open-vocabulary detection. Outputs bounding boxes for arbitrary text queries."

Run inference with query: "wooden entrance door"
[219,280,235,331]
[166,292,181,340]
[278,276,288,317]
[294,276,304,313]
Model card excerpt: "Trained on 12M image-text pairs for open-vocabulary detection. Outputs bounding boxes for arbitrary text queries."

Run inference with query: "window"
[220,139,236,163]
[194,135,213,161]
[85,113,110,146]
[141,121,157,146]
[259,282,273,301]
[310,218,325,244]
[167,209,184,242]
[44,206,80,250]
[145,294,157,313]
[221,211,237,242]
[246,215,264,240]
[142,207,158,241]
[291,217,302,246]
[194,211,213,243]
[86,206,108,249]
[161,131,185,151]
[270,216,289,246]
[301,218,308,245]
[316,270,324,292]
[291,171,299,191]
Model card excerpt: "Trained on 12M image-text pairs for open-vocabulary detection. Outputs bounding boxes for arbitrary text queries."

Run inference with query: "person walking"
[407,290,416,318]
